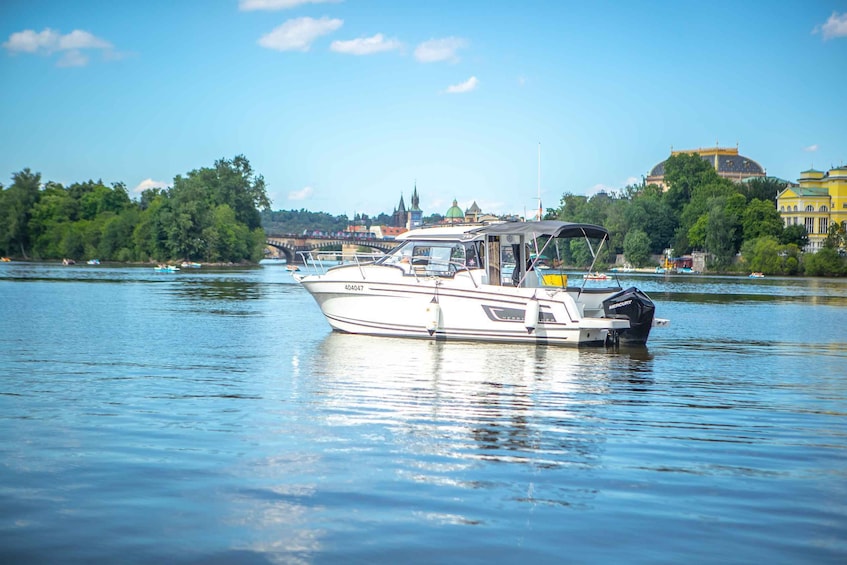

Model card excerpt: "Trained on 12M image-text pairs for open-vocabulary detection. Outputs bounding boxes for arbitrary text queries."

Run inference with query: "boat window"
[376,242,413,266]
[464,242,481,268]
[378,241,478,275]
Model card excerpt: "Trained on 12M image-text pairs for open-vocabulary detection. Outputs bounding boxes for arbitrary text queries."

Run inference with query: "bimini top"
[469,220,610,240]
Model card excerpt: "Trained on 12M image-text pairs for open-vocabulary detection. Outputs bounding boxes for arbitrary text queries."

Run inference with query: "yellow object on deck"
[541,273,568,287]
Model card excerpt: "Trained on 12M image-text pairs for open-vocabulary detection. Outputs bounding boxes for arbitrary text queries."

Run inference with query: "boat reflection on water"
[308,332,655,468]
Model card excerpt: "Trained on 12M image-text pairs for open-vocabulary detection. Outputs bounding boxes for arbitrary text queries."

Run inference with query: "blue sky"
[2,0,846,219]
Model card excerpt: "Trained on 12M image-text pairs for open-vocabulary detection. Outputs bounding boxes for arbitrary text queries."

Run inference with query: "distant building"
[647,145,766,189]
[777,165,847,252]
[464,201,482,223]
[442,199,499,224]
[393,184,424,229]
[392,194,407,228]
[445,199,464,224]
[408,184,423,229]
[369,225,407,239]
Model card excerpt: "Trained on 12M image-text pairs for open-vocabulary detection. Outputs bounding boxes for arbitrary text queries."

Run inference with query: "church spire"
[410,181,420,211]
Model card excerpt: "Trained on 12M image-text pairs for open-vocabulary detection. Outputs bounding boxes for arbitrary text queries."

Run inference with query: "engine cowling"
[602,287,655,345]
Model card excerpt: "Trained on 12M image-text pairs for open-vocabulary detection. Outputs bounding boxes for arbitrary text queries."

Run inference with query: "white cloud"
[444,76,478,94]
[133,179,168,194]
[58,29,112,50]
[3,28,60,53]
[804,144,819,152]
[289,186,314,200]
[414,37,466,63]
[239,0,340,10]
[3,28,114,67]
[258,17,343,51]
[57,50,89,68]
[331,33,402,55]
[814,11,847,39]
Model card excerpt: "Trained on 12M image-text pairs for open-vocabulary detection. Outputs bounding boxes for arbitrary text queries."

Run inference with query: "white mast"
[536,142,542,221]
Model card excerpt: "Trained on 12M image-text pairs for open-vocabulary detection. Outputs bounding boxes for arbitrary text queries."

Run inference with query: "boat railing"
[406,256,480,287]
[297,251,480,287]
[297,251,384,275]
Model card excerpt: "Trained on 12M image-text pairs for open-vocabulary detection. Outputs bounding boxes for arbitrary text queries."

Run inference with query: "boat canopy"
[469,220,609,240]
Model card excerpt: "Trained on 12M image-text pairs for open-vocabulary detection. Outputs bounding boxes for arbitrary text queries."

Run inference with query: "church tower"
[408,182,423,229]
[393,194,407,228]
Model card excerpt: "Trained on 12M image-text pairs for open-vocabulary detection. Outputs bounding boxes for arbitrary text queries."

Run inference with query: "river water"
[1,261,845,564]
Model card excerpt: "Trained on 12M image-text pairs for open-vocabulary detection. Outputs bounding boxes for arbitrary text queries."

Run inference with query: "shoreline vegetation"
[2,153,845,276]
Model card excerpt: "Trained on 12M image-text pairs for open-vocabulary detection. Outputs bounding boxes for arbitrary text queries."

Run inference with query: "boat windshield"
[376,240,482,274]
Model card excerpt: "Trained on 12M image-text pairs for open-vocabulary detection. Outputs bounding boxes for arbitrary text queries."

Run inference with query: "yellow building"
[777,166,847,251]
[647,145,766,189]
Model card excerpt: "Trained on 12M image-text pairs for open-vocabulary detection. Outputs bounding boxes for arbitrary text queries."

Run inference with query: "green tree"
[704,197,738,270]
[824,221,846,249]
[740,236,782,274]
[663,153,721,213]
[626,190,676,253]
[0,168,42,257]
[804,247,845,276]
[623,229,651,267]
[738,177,787,203]
[743,198,783,241]
[676,178,738,253]
[780,224,809,248]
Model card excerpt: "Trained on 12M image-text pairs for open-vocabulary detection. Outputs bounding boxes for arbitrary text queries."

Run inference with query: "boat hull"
[298,266,630,347]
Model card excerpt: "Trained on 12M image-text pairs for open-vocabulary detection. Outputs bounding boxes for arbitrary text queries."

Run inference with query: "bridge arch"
[265,240,296,263]
[266,235,401,263]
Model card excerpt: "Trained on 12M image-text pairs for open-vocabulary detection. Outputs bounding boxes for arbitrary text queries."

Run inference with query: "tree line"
[4,151,844,275]
[0,155,270,263]
[549,153,846,276]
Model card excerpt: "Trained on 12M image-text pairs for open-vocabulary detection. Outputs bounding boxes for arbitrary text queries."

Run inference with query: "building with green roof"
[777,166,847,252]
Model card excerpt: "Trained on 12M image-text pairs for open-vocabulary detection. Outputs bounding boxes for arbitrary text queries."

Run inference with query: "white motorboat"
[294,220,667,347]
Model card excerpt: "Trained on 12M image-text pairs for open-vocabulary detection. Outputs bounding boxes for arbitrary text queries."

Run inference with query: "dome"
[445,199,464,219]
[714,154,764,175]
[647,146,765,186]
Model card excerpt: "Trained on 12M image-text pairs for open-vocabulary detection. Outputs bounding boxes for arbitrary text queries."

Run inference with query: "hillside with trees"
[0,155,269,263]
[550,153,845,275]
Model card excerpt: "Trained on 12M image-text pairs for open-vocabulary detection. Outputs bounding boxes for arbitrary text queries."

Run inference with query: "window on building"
[805,217,814,233]
[819,218,828,234]
[794,205,798,211]
[806,205,815,212]
[820,205,828,212]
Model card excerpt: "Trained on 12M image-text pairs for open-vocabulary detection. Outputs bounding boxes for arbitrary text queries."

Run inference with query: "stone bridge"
[265,234,401,263]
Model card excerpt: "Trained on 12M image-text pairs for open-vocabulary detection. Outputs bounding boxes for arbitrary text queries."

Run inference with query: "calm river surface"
[1,261,846,564]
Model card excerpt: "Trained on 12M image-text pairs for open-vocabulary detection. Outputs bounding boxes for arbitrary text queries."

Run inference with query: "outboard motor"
[602,287,655,345]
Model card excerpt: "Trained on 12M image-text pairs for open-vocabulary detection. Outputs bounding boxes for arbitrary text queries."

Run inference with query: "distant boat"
[87,259,100,265]
[585,272,608,280]
[181,261,201,268]
[62,258,75,265]
[286,264,300,272]
[154,264,180,272]
[749,272,765,278]
[0,257,10,262]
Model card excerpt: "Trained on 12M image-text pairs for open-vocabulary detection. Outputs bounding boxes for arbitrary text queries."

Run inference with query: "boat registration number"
[345,284,364,291]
